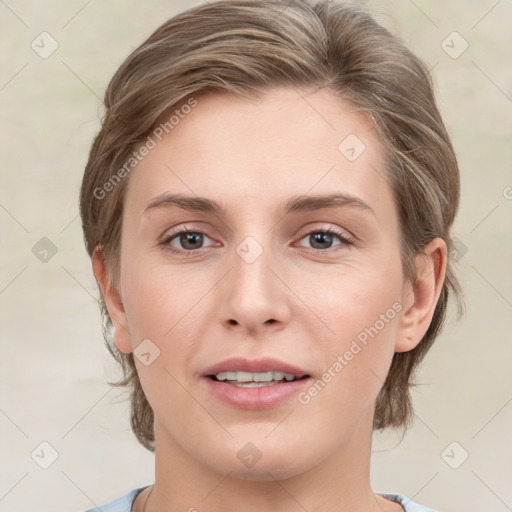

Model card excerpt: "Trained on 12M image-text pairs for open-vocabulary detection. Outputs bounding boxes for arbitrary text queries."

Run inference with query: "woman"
[79,0,464,510]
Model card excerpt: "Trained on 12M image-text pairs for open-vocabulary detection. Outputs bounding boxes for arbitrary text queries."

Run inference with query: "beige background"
[1,1,511,511]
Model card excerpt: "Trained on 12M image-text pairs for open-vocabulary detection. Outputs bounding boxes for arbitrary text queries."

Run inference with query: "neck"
[142,411,395,512]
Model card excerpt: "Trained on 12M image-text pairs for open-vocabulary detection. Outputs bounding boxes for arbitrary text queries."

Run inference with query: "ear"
[395,237,447,353]
[91,246,133,354]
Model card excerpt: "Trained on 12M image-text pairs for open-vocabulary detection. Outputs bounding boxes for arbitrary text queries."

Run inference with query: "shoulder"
[78,485,150,512]
[378,492,438,512]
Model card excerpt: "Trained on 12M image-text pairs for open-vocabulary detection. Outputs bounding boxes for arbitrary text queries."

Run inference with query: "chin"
[199,435,316,482]
[214,457,307,482]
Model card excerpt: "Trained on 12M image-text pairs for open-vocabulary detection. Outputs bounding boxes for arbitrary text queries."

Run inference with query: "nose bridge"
[218,230,290,331]
[233,233,277,308]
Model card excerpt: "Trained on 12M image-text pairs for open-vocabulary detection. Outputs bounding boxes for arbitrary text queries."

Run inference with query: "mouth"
[201,357,312,409]
[202,356,311,383]
[208,371,310,387]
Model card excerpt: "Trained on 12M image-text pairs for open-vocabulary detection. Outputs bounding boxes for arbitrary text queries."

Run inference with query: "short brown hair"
[80,0,464,452]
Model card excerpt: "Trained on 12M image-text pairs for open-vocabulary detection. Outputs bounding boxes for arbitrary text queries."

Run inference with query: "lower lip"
[203,377,311,410]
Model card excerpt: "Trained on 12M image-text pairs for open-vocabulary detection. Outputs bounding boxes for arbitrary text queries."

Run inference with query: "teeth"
[215,371,297,382]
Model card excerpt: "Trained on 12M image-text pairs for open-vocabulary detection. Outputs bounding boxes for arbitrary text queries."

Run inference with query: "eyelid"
[296,223,354,242]
[160,224,218,252]
[293,225,355,253]
[159,222,355,258]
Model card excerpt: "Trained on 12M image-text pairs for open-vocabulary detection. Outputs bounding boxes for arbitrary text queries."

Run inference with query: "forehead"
[124,87,395,223]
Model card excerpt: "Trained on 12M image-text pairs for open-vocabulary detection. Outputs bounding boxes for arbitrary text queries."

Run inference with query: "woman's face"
[108,87,416,479]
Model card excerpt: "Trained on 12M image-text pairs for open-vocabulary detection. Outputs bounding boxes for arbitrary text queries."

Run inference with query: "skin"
[93,87,446,512]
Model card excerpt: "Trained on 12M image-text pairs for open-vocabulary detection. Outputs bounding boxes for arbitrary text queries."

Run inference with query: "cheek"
[120,255,212,391]
[297,257,403,407]
[300,253,402,343]
[121,251,209,341]
[120,260,208,432]
[327,273,401,350]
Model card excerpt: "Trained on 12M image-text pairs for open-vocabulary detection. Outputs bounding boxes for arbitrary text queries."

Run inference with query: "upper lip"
[202,357,310,378]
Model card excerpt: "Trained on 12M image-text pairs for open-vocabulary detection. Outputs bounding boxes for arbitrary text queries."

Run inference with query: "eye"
[161,227,216,254]
[296,228,353,251]
[160,225,354,255]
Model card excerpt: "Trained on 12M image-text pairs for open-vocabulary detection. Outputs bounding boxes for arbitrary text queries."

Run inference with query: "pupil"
[181,232,203,250]
[310,232,332,249]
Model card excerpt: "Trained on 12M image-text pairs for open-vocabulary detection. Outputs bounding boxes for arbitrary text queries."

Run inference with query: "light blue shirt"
[80,485,437,511]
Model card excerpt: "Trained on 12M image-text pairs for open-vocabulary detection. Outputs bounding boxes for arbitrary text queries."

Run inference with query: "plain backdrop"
[1,1,511,511]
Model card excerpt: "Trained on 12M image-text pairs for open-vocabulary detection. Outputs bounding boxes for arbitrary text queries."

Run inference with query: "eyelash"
[159,226,354,256]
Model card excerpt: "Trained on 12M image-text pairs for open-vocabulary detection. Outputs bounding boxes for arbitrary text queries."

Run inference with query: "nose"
[217,236,291,336]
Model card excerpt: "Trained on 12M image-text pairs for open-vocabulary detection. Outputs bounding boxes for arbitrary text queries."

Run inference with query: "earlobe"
[395,238,447,353]
[91,246,133,354]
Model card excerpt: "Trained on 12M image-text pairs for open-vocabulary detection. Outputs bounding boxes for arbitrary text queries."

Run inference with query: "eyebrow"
[144,192,375,217]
